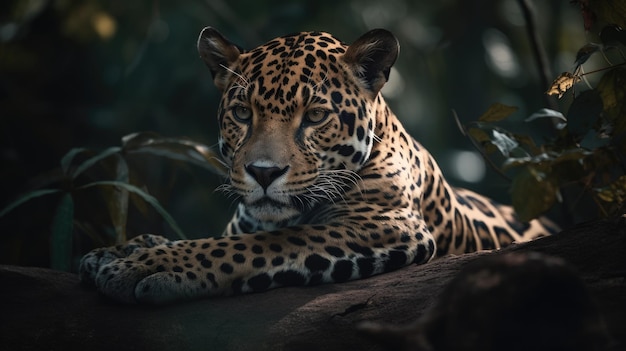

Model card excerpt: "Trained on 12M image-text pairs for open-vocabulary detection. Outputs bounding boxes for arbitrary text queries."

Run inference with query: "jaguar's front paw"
[79,247,124,287]
[94,257,154,303]
[79,234,170,289]
[92,256,210,304]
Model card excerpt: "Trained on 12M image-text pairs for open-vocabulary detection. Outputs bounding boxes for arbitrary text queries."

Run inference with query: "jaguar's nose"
[245,164,289,190]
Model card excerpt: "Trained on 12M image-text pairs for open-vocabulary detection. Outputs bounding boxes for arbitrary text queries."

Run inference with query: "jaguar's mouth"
[250,196,290,209]
[245,195,302,222]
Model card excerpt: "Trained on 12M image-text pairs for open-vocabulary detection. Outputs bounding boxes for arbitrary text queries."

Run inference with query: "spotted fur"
[79,28,558,304]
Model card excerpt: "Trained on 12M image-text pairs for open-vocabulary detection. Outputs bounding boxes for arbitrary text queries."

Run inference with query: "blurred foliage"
[461,1,626,221]
[0,131,226,269]
[0,0,606,269]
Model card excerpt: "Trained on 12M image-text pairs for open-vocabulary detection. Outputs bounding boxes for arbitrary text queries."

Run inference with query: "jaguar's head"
[198,28,398,223]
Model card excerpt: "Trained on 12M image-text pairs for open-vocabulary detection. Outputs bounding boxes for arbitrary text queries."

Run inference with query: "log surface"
[1,217,624,351]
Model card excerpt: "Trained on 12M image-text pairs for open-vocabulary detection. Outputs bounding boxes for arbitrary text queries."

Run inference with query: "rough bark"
[1,217,624,351]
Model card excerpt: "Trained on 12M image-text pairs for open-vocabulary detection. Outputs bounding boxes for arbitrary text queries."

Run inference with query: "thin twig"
[579,61,626,76]
[517,0,558,111]
[452,110,512,182]
[518,0,576,226]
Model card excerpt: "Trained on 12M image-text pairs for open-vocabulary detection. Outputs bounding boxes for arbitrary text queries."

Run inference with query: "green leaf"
[574,43,602,68]
[101,154,130,244]
[50,193,74,271]
[600,25,626,47]
[72,146,122,180]
[491,130,519,157]
[123,132,228,177]
[525,108,567,130]
[60,148,88,176]
[79,181,188,240]
[114,152,130,182]
[121,131,161,149]
[0,189,61,218]
[511,168,557,222]
[567,90,603,138]
[478,103,518,122]
[596,67,626,137]
[502,156,531,169]
[525,108,567,123]
[503,153,552,170]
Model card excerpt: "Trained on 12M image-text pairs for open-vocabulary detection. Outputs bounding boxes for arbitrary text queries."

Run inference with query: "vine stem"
[579,61,626,76]
[518,0,575,226]
[517,0,558,111]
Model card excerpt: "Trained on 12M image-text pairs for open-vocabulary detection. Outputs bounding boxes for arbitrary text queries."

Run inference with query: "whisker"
[319,169,363,192]
[311,73,328,93]
[215,183,241,202]
[220,64,250,88]
[372,131,382,143]
[298,168,365,207]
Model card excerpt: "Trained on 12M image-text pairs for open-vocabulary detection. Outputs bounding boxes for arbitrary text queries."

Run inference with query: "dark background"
[0,0,589,268]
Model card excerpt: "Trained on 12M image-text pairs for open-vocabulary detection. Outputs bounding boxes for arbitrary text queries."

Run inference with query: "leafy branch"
[0,132,226,271]
[459,21,626,221]
[455,1,626,222]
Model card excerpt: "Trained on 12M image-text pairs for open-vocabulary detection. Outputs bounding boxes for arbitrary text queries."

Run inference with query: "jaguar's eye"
[232,105,252,121]
[304,108,330,124]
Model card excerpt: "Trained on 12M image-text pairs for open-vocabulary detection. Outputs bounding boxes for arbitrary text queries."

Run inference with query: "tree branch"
[517,0,558,111]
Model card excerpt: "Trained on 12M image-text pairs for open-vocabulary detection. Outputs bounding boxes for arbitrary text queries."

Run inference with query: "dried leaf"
[478,103,518,122]
[546,72,581,98]
[468,127,490,143]
[596,175,626,203]
[468,127,498,154]
[512,133,539,154]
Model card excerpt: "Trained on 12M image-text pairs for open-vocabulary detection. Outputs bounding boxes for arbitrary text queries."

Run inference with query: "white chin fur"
[246,203,300,223]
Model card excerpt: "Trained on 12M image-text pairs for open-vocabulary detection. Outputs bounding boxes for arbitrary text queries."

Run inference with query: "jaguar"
[79,27,558,303]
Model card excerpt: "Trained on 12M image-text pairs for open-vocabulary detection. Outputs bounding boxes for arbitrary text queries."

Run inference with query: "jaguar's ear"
[343,29,399,95]
[197,27,242,91]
